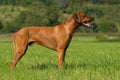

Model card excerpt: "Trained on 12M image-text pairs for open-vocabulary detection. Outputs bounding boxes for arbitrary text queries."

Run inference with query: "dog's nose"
[90,17,94,21]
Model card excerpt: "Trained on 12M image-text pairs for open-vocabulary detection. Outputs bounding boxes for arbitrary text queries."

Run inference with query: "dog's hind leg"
[10,46,28,69]
[10,36,28,69]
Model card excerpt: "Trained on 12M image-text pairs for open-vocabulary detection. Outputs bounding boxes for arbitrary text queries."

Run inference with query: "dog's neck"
[63,16,80,33]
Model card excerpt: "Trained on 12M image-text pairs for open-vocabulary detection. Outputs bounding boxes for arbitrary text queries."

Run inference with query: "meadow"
[0,34,120,80]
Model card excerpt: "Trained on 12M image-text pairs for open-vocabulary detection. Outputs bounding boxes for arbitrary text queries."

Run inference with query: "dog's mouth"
[82,22,92,28]
[82,22,94,28]
[82,17,94,28]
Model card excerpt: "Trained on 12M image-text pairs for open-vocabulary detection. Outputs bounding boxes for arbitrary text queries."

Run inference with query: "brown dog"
[10,12,94,69]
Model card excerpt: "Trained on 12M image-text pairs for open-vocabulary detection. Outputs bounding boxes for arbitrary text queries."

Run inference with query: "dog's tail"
[12,33,16,50]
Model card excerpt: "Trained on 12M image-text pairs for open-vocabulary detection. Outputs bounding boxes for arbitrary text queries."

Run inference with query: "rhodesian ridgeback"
[10,12,94,69]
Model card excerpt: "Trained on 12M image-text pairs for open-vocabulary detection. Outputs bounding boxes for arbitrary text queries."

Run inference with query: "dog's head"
[73,12,94,28]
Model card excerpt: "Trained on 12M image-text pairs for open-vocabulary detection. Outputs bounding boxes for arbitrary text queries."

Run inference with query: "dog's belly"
[30,34,57,51]
[36,38,57,51]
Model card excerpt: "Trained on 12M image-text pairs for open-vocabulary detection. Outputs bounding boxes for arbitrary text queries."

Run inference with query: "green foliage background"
[0,0,120,33]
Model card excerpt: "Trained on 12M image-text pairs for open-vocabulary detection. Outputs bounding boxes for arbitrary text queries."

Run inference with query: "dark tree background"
[0,0,119,33]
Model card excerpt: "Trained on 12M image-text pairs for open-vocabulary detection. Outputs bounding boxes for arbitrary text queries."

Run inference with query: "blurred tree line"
[0,0,119,33]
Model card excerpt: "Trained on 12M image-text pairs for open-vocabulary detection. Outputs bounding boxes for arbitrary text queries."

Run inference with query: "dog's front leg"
[57,48,66,68]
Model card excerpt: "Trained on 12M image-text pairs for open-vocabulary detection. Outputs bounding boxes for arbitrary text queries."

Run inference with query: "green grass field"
[0,34,120,80]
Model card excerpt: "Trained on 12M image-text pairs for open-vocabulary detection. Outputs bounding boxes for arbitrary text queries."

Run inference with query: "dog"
[10,12,94,69]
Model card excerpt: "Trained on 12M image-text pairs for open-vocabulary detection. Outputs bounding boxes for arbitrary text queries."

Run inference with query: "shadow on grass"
[30,63,58,70]
[30,63,90,70]
[30,62,94,70]
[30,62,108,70]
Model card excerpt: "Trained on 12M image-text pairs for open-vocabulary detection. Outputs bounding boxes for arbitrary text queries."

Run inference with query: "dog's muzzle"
[82,17,94,28]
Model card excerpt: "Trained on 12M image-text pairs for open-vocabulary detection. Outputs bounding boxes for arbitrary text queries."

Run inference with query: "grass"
[0,34,120,80]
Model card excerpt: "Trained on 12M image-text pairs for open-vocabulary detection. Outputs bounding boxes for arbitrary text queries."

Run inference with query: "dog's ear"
[73,12,81,23]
